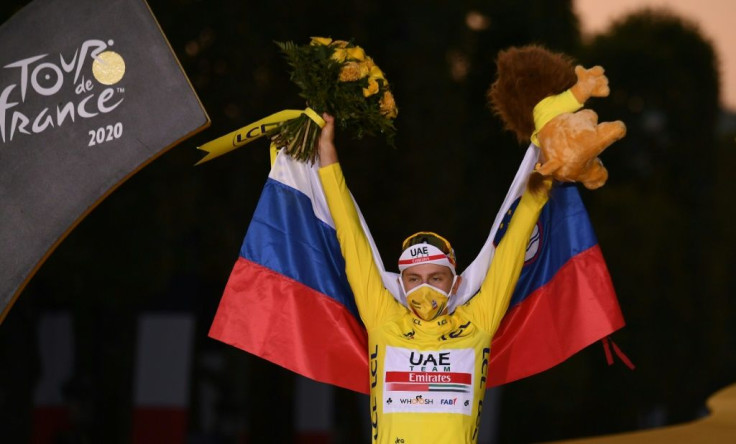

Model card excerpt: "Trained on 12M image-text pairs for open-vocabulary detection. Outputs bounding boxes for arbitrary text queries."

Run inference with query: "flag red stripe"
[488,245,625,386]
[209,257,369,393]
[385,371,472,384]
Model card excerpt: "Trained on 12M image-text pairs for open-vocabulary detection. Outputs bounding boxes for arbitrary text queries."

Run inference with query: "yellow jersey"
[319,163,548,444]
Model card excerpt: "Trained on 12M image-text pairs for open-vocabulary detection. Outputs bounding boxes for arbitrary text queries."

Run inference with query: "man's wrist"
[319,143,338,166]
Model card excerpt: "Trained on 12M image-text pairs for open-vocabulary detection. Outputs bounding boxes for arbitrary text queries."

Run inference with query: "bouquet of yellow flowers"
[270,37,398,162]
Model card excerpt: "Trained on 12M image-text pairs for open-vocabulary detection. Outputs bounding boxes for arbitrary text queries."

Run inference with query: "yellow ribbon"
[196,107,326,165]
[302,107,325,127]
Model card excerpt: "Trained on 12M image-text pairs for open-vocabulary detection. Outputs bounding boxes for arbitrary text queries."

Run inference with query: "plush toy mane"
[488,45,577,143]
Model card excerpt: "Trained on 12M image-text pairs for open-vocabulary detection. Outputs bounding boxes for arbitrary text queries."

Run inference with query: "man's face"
[401,263,456,294]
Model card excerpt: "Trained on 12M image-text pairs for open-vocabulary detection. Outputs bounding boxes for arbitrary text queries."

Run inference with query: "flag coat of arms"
[209,145,625,393]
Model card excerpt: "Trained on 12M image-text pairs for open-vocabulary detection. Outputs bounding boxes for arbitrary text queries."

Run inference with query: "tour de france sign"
[0,0,210,319]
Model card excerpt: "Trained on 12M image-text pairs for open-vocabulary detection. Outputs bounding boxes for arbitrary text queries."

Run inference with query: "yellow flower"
[346,46,366,61]
[339,61,370,82]
[338,62,360,81]
[331,40,349,48]
[380,91,398,118]
[363,77,380,97]
[369,65,385,81]
[310,36,332,46]
[331,48,348,63]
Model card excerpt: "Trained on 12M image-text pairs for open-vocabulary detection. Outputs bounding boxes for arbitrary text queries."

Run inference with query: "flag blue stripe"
[241,178,360,318]
[509,184,599,307]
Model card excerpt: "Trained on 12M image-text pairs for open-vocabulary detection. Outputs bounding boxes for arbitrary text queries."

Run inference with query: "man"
[317,114,551,443]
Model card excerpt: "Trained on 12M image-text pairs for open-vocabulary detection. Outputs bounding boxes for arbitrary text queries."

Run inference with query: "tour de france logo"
[1,38,127,146]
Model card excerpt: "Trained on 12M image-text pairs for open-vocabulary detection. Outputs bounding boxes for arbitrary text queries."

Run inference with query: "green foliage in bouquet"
[270,37,398,162]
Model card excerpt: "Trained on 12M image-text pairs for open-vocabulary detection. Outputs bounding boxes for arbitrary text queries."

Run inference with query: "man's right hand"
[318,113,338,167]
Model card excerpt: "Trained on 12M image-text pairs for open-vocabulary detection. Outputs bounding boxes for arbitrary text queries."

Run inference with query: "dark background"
[2,0,735,443]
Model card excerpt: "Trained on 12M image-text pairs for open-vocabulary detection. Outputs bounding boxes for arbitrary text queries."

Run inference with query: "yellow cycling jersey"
[318,163,548,444]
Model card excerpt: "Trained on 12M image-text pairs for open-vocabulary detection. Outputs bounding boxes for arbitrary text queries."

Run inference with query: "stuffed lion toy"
[488,45,626,190]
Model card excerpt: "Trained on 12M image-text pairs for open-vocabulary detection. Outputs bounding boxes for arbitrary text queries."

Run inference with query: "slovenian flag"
[483,179,626,386]
[208,145,625,393]
[208,151,370,393]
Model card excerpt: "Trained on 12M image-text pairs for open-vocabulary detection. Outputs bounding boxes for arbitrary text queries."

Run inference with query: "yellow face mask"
[406,283,450,321]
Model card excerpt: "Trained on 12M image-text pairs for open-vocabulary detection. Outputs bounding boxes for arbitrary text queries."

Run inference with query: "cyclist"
[317,113,550,443]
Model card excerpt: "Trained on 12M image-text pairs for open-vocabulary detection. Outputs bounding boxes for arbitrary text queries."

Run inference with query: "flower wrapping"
[270,37,398,162]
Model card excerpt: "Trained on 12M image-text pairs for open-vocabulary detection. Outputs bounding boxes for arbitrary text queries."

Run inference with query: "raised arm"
[318,114,339,167]
[317,115,404,329]
[456,178,551,334]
